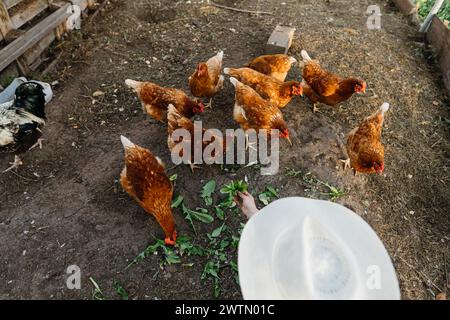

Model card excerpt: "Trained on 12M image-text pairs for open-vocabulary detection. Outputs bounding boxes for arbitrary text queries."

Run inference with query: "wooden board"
[3,0,23,9]
[426,15,450,95]
[9,0,49,30]
[23,30,54,68]
[265,25,295,55]
[0,3,71,72]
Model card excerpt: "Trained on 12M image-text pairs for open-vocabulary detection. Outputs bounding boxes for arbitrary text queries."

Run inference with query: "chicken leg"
[3,155,23,173]
[312,103,320,113]
[340,158,351,170]
[205,98,213,109]
[29,138,44,151]
[189,162,201,172]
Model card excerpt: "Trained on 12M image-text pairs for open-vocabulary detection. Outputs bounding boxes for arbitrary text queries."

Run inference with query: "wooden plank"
[9,0,49,30]
[3,0,23,10]
[265,25,295,55]
[0,3,71,72]
[22,30,54,67]
[426,15,450,95]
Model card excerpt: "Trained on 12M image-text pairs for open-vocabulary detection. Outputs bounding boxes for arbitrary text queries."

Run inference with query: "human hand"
[234,191,259,219]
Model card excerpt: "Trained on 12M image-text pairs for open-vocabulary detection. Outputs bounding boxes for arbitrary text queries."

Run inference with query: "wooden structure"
[426,15,450,95]
[0,0,96,76]
[393,0,450,96]
[265,25,295,55]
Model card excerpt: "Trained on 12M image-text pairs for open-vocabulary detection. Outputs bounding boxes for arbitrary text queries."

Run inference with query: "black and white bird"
[0,82,47,173]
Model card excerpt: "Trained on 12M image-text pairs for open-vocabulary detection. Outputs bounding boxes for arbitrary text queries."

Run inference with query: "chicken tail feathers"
[125,79,140,89]
[379,102,390,115]
[216,50,224,63]
[167,104,182,122]
[223,67,230,75]
[120,135,135,150]
[301,50,312,62]
[229,77,239,87]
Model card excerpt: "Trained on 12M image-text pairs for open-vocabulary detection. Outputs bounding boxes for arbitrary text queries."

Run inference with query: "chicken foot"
[3,155,23,173]
[29,138,44,151]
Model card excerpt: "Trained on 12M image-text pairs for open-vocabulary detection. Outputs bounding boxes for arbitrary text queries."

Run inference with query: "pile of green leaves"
[125,179,281,299]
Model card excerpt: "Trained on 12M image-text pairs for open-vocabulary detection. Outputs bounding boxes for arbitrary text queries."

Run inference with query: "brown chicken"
[229,77,291,145]
[167,104,226,171]
[125,79,204,122]
[342,103,389,175]
[300,50,366,112]
[246,54,297,82]
[120,135,177,245]
[224,67,303,109]
[189,50,224,108]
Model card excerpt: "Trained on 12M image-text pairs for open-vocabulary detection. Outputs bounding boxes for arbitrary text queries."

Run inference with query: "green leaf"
[181,203,197,234]
[211,224,226,238]
[201,180,216,197]
[201,181,216,206]
[220,180,248,197]
[214,206,225,220]
[126,240,163,269]
[258,186,279,205]
[213,277,221,299]
[266,186,279,197]
[189,208,214,224]
[169,174,178,182]
[258,192,270,206]
[113,281,129,300]
[171,195,184,208]
[164,249,181,265]
[231,235,240,248]
[220,239,230,250]
[89,277,105,300]
[230,261,239,273]
[202,261,219,280]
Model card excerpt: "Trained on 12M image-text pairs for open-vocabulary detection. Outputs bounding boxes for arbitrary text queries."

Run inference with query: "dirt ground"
[0,0,449,300]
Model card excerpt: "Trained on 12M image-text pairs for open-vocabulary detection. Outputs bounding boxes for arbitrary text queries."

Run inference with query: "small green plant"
[125,181,277,299]
[290,171,345,201]
[220,180,248,203]
[258,186,279,205]
[126,238,182,269]
[176,235,208,257]
[126,240,164,269]
[171,195,184,208]
[89,277,105,300]
[317,180,345,200]
[201,260,221,298]
[113,281,129,300]
[169,174,178,182]
[285,167,301,177]
[172,195,214,234]
[201,180,216,206]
